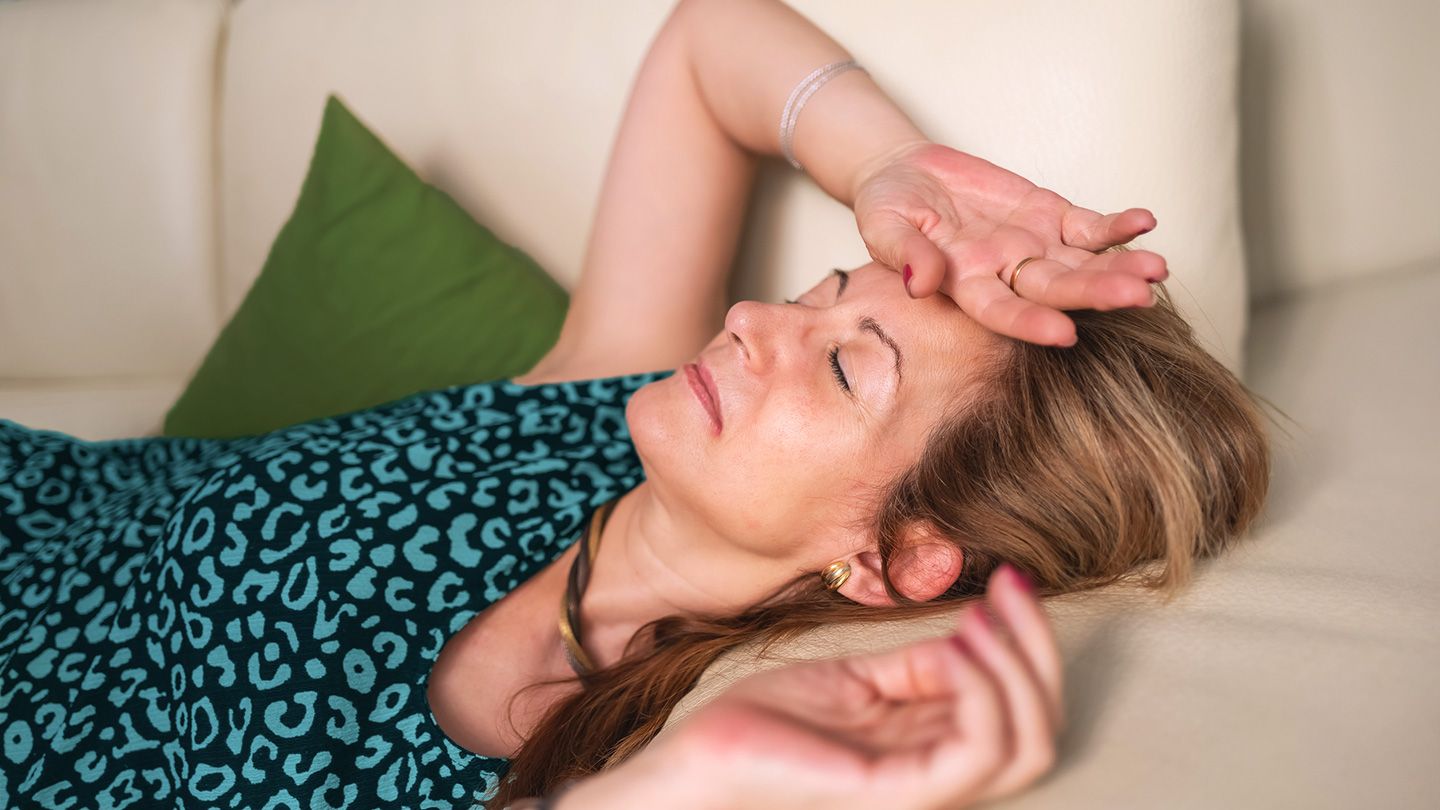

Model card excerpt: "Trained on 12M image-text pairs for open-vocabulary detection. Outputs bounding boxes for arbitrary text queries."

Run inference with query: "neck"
[575,482,799,668]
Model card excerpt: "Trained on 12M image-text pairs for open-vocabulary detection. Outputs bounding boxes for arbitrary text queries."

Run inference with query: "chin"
[625,376,711,496]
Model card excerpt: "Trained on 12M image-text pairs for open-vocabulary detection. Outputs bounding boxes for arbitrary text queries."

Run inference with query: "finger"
[833,699,959,757]
[1010,262,1156,311]
[959,588,1060,801]
[858,209,948,298]
[840,634,970,705]
[988,565,1064,735]
[863,629,1009,805]
[1009,247,1172,311]
[949,274,1078,347]
[943,234,1014,282]
[1060,206,1156,251]
[1078,246,1170,282]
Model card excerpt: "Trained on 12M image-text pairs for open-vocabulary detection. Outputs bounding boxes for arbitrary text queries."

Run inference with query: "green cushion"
[164,95,568,438]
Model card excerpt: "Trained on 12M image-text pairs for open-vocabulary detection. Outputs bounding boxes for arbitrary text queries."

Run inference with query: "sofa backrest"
[0,0,228,382]
[1239,0,1439,303]
[3,0,1436,393]
[215,0,1251,372]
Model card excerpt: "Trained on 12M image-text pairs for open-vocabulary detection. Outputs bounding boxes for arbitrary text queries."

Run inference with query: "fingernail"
[949,632,971,655]
[971,603,993,630]
[902,264,913,293]
[1005,564,1037,594]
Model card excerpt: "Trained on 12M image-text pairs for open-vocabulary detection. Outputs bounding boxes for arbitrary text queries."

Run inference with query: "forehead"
[802,264,985,334]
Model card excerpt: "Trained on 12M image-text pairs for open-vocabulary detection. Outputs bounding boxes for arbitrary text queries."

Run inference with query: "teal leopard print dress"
[0,370,670,809]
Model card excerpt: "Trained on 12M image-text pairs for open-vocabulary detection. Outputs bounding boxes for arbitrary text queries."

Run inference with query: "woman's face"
[626,261,1003,568]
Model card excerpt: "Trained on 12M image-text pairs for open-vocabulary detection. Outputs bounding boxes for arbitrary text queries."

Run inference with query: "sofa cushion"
[164,95,568,439]
[0,377,188,441]
[662,258,1440,808]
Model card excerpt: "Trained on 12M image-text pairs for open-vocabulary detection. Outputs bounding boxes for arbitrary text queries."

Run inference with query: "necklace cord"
[559,496,620,681]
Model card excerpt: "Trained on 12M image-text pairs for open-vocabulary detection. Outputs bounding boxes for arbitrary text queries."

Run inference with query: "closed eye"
[828,346,851,393]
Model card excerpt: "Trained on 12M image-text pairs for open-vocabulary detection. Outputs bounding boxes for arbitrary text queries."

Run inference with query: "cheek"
[730,391,872,489]
[627,379,865,490]
[739,387,828,448]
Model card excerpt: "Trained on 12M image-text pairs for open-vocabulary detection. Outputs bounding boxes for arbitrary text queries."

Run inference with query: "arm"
[518,0,927,383]
[677,0,928,206]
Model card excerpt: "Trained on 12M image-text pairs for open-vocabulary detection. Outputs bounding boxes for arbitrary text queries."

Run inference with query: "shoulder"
[427,551,581,758]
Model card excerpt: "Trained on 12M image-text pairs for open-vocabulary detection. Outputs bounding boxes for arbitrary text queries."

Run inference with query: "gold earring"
[820,559,852,591]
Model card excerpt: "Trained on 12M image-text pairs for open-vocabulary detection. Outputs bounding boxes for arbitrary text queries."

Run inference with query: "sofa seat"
[665,256,1440,809]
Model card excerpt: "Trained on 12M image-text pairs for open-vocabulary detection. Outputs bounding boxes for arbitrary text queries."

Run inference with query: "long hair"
[491,262,1277,805]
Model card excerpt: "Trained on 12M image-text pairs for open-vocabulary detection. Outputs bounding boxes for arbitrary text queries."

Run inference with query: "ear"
[840,529,964,607]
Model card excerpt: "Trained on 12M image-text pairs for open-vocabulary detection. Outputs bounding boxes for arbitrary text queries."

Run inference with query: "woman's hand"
[852,141,1169,346]
[563,563,1064,810]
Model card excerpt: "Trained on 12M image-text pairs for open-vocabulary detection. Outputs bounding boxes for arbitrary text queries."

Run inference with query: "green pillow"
[164,95,568,438]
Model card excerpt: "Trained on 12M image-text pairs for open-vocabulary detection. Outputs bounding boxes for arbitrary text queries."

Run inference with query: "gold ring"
[1009,256,1041,294]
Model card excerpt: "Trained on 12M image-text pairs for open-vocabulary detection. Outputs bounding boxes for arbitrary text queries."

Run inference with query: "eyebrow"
[832,269,904,383]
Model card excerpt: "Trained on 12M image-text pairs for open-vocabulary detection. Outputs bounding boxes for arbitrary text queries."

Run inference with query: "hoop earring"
[820,560,852,591]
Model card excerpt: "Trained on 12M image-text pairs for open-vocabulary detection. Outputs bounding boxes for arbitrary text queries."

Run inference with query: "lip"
[684,361,723,435]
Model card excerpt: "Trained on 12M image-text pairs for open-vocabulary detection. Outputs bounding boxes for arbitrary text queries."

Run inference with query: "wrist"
[845,137,934,205]
[551,747,715,810]
[788,68,929,206]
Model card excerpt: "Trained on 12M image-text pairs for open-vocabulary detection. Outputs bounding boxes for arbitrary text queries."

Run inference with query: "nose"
[724,299,806,377]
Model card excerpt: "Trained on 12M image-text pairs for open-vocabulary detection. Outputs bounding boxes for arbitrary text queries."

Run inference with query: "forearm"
[548,749,713,810]
[675,0,929,206]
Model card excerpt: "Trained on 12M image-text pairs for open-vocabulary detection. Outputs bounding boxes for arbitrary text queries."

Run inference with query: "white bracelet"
[779,58,867,172]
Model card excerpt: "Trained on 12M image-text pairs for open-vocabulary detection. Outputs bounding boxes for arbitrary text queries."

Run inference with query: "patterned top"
[0,370,671,809]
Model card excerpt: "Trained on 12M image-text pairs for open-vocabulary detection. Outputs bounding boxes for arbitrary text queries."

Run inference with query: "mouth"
[683,361,723,435]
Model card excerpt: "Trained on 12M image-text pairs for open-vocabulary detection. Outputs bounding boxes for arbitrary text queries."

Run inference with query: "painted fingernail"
[971,603,993,630]
[902,264,913,293]
[1136,225,1153,235]
[1007,565,1037,594]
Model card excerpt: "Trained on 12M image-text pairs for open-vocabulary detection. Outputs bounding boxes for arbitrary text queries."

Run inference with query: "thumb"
[861,212,948,299]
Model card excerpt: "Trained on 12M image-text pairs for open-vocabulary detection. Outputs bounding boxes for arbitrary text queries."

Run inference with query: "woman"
[0,1,1270,808]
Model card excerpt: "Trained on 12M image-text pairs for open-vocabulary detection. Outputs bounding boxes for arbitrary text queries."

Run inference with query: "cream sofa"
[2,0,1436,807]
